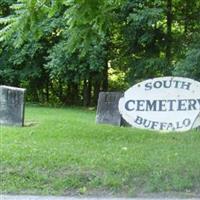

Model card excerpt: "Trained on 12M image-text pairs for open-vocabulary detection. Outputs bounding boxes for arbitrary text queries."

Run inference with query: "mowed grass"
[0,105,200,197]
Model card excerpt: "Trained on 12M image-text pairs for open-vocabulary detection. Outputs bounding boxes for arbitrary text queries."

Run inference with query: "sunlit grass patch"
[0,105,200,197]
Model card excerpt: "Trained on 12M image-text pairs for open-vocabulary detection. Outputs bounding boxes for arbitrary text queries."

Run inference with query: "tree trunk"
[184,0,189,34]
[93,78,101,106]
[46,78,49,103]
[58,79,63,100]
[102,63,108,91]
[83,78,92,107]
[166,0,172,63]
[71,83,79,105]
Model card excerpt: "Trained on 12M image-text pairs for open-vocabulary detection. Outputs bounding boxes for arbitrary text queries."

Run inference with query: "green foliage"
[115,0,169,83]
[0,0,200,105]
[174,35,200,81]
[63,0,123,52]
[46,39,108,82]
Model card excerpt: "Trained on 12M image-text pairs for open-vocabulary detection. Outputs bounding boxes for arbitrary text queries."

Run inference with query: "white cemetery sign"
[118,77,200,132]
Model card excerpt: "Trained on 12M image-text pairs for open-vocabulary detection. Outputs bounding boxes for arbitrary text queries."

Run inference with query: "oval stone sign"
[119,77,200,132]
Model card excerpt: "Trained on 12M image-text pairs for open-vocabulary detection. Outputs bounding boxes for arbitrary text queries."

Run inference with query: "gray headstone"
[0,85,26,126]
[96,92,123,126]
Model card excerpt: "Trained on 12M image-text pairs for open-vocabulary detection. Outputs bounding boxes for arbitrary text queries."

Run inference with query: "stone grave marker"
[96,92,123,126]
[0,86,26,126]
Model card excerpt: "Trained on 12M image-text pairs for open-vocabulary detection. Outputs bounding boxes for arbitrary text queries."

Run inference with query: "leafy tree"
[0,0,200,106]
[174,34,200,81]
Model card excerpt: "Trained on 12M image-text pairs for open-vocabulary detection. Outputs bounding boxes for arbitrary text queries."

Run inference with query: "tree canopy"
[0,0,199,106]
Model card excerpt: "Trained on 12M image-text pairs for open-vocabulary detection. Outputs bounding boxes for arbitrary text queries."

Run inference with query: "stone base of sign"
[0,86,26,126]
[195,126,200,131]
[96,92,124,126]
[192,112,200,131]
[121,117,131,127]
[194,122,200,131]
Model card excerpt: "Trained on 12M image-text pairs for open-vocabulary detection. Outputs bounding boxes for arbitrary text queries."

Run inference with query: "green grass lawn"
[1,105,200,197]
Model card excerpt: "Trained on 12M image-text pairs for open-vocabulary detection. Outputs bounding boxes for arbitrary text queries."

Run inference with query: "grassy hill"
[1,105,200,197]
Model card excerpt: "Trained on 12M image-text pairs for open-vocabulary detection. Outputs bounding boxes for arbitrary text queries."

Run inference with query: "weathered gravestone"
[0,86,26,126]
[96,92,123,126]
